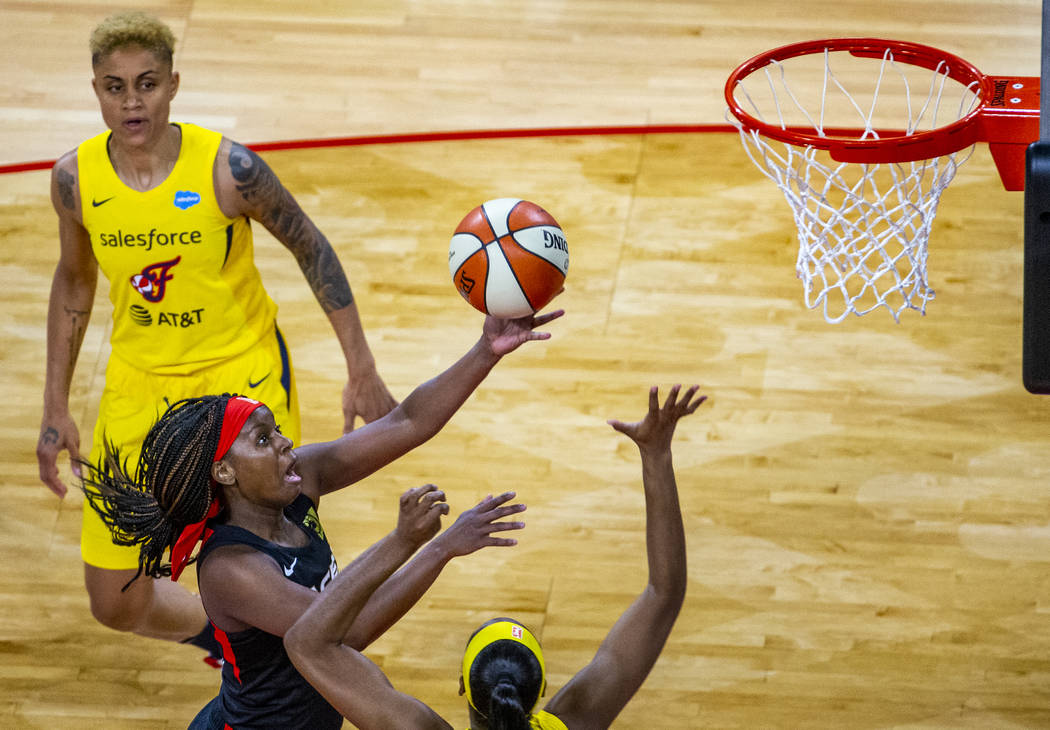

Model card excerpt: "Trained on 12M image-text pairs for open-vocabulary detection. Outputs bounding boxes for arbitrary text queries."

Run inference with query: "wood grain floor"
[1,2,1048,728]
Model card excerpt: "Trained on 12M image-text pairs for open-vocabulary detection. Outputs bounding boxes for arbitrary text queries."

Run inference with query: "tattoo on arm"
[228,143,354,312]
[57,168,76,211]
[65,305,90,372]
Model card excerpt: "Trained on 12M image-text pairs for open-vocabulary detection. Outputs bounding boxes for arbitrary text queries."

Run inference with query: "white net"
[728,46,982,322]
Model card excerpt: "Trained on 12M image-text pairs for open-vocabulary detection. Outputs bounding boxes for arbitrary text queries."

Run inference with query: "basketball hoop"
[725,38,1038,323]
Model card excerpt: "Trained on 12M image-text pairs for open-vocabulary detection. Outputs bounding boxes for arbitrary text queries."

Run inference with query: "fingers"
[681,386,707,415]
[402,483,447,509]
[531,308,565,327]
[660,384,707,417]
[42,472,67,498]
[37,441,69,498]
[475,491,517,511]
[472,492,526,532]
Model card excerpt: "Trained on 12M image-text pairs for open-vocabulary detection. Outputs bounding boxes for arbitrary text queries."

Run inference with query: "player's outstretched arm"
[340,492,526,650]
[293,308,563,501]
[285,489,524,729]
[542,385,707,730]
[38,153,98,498]
[214,138,397,432]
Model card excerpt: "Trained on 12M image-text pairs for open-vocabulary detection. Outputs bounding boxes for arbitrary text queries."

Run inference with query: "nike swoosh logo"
[91,196,115,207]
[248,373,270,388]
[283,558,298,577]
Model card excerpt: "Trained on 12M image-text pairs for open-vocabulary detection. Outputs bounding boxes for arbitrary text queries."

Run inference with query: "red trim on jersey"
[211,623,242,684]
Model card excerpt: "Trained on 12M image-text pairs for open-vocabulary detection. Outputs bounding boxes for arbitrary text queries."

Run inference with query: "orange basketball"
[448,198,569,318]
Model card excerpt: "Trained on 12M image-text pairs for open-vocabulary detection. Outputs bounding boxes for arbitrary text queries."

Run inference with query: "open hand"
[435,491,526,558]
[608,385,707,455]
[482,308,564,358]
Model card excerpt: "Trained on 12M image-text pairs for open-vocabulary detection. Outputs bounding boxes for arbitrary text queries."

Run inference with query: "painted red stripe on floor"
[0,124,736,175]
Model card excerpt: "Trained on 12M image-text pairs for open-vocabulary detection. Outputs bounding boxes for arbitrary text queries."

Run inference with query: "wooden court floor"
[2,2,1049,728]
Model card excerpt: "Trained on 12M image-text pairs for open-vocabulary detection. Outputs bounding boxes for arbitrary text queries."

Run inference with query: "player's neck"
[107,123,181,191]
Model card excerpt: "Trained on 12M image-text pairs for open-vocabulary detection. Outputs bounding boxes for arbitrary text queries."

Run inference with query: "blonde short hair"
[90,11,176,67]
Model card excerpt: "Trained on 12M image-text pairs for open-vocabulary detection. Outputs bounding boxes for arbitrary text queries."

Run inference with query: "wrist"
[42,395,71,418]
[473,338,502,368]
[638,445,673,466]
[390,529,425,556]
[419,535,455,566]
[345,351,377,379]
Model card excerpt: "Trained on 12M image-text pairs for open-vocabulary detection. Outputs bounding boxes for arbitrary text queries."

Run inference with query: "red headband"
[170,396,264,580]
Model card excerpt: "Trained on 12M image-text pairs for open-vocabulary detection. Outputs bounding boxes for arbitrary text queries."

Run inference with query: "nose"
[122,89,142,110]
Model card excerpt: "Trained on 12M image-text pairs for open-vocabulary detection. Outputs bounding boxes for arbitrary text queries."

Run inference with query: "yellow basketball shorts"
[82,327,300,570]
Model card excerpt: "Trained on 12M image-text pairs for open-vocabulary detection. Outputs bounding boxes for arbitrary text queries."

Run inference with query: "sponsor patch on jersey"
[129,256,181,302]
[174,190,201,210]
[129,304,152,326]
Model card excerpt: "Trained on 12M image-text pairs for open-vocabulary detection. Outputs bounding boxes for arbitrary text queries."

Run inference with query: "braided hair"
[468,639,545,730]
[79,395,232,588]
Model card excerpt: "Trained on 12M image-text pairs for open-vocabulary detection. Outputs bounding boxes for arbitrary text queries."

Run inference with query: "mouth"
[123,118,147,132]
[284,453,302,486]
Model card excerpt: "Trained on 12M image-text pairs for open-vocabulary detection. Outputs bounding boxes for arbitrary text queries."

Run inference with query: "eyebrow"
[102,70,160,82]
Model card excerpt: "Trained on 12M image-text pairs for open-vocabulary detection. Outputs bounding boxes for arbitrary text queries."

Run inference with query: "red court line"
[0,123,736,175]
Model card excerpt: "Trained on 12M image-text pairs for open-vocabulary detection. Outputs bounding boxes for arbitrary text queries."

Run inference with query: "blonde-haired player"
[37,10,396,662]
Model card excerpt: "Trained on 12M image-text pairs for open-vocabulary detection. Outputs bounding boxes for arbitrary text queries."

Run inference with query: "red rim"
[725,38,993,163]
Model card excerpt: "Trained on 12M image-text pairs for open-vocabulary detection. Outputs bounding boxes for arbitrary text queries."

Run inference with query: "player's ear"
[169,70,180,99]
[212,459,235,485]
[458,675,466,696]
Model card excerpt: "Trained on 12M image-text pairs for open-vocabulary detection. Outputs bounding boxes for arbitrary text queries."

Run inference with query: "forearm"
[287,531,417,650]
[43,263,95,413]
[394,338,499,442]
[342,539,453,650]
[288,642,450,730]
[326,302,377,376]
[640,447,687,605]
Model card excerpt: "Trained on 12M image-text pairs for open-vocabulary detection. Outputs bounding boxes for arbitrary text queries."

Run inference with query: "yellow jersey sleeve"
[78,123,278,375]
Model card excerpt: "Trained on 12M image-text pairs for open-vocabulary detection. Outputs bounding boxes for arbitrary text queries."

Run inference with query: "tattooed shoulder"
[227,142,288,213]
[56,165,77,212]
[227,142,261,183]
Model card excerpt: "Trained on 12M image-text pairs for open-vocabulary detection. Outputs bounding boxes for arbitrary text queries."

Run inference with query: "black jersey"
[191,494,342,730]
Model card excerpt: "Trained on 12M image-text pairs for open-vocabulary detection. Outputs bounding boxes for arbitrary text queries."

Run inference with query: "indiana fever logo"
[129,256,181,302]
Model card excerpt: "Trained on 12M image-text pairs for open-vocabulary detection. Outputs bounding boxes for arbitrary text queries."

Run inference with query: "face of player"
[220,406,302,509]
[91,45,179,149]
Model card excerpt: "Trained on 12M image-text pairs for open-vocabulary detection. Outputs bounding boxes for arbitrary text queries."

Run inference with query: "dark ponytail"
[79,395,230,587]
[489,674,530,730]
[469,642,544,730]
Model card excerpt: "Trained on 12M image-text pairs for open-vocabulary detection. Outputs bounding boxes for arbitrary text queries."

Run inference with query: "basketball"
[448,198,569,318]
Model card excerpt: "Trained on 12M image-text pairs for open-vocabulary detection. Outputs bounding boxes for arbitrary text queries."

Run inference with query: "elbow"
[54,258,97,295]
[663,581,687,617]
[650,573,687,616]
[283,623,311,667]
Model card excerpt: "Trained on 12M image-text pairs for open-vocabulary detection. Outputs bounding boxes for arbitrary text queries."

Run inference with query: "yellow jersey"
[77,123,278,375]
[463,711,567,730]
[530,711,569,730]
